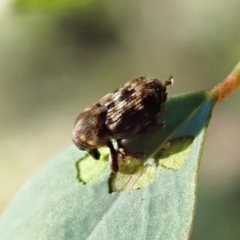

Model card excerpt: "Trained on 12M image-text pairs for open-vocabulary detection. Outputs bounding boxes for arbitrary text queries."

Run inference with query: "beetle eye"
[88,148,100,160]
[78,145,86,151]
[72,139,87,151]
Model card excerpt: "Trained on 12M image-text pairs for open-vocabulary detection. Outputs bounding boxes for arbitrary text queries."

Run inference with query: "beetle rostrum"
[72,76,173,172]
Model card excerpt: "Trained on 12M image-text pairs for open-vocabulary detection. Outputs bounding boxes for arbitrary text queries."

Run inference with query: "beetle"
[72,75,173,172]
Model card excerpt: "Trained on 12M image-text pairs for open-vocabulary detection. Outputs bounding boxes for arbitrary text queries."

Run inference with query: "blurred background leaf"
[15,0,98,12]
[0,1,240,239]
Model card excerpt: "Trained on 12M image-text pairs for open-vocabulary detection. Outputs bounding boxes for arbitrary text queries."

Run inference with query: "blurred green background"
[0,1,240,239]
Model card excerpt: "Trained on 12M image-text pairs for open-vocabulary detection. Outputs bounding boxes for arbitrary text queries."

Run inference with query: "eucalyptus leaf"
[0,91,215,240]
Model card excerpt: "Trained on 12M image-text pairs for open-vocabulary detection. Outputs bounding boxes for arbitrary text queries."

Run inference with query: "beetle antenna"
[165,75,174,86]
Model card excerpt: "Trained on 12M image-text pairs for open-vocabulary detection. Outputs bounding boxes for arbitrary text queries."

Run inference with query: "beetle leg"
[107,140,119,172]
[117,139,146,160]
[158,122,166,129]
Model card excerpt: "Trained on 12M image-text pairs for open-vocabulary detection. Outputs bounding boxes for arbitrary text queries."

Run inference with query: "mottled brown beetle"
[72,76,173,172]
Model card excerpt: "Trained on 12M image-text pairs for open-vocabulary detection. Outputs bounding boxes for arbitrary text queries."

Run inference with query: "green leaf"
[158,137,194,170]
[0,91,215,240]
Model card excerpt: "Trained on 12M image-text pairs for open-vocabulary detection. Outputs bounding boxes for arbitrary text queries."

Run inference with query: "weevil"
[72,76,173,172]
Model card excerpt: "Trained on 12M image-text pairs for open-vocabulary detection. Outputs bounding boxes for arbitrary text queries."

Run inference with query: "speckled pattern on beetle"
[72,76,173,172]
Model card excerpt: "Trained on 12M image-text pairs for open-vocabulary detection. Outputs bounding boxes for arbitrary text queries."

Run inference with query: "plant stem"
[210,61,240,102]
